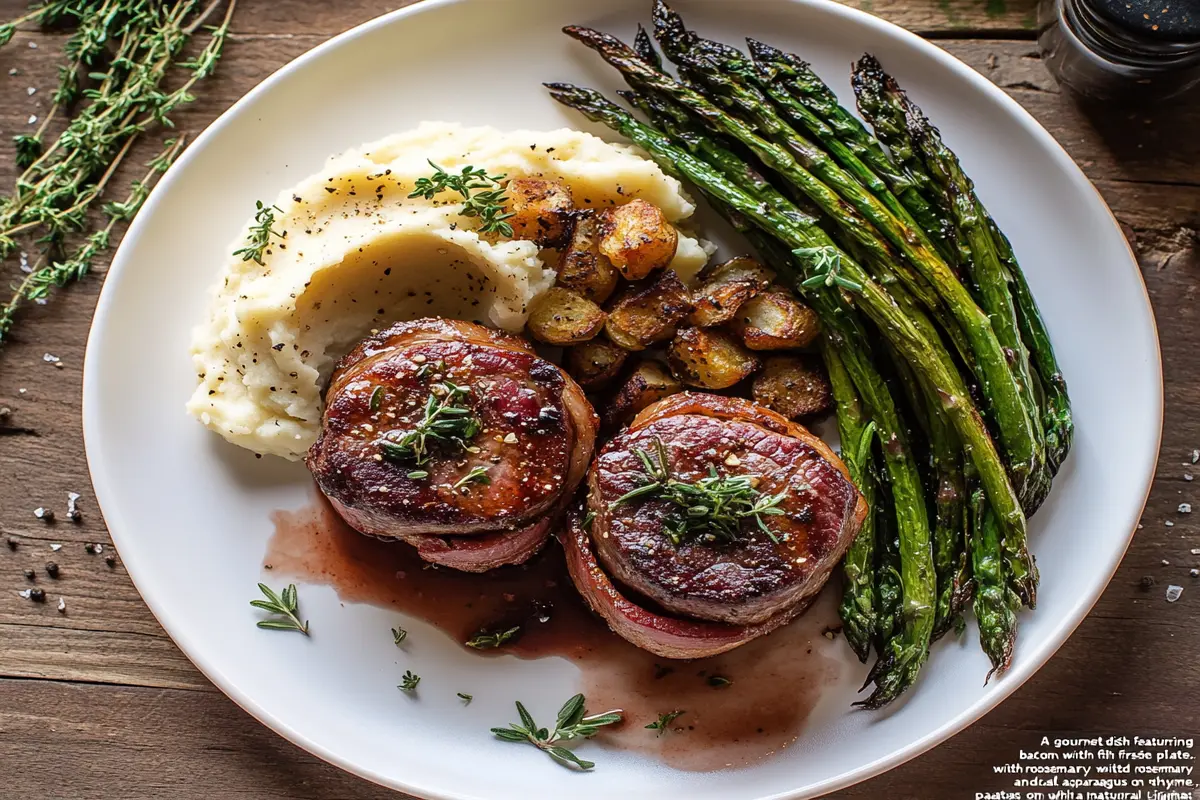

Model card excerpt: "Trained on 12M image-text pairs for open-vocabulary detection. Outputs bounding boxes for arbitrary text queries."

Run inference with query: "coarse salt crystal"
[26,87,35,96]
[28,41,37,49]
[1187,474,1195,482]
[57,597,65,612]
[725,453,741,466]
[8,68,18,76]
[1193,449,1199,464]
[50,543,61,551]
[42,353,59,363]
[1166,520,1175,527]
[18,589,32,599]
[1191,548,1200,555]
[1166,584,1184,602]
[1162,559,1171,565]
[27,114,36,124]
[1192,569,1200,578]
[503,432,518,444]
[1180,503,1192,514]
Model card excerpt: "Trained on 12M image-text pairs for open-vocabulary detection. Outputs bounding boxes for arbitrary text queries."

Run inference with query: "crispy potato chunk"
[605,269,694,352]
[689,256,776,327]
[668,327,761,390]
[598,198,679,281]
[566,339,628,388]
[558,211,620,304]
[731,290,821,350]
[526,287,606,346]
[506,178,574,247]
[605,360,682,428]
[752,355,833,418]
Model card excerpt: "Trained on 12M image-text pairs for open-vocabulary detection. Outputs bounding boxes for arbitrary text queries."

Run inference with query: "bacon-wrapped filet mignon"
[308,318,597,572]
[562,392,866,658]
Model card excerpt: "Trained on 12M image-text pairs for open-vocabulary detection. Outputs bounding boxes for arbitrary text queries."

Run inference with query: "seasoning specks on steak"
[565,392,865,656]
[307,318,597,572]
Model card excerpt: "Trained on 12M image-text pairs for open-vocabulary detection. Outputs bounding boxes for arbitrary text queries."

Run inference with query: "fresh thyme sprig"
[250,582,309,635]
[0,137,186,340]
[645,710,685,736]
[379,381,481,466]
[0,0,236,345]
[231,200,285,265]
[408,160,515,237]
[465,625,520,649]
[452,465,491,491]
[392,626,407,646]
[490,694,623,771]
[611,437,788,546]
[795,246,863,292]
[457,692,473,703]
[398,670,420,692]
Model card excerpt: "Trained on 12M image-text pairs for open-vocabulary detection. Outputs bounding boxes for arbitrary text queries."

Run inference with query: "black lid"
[1088,0,1200,43]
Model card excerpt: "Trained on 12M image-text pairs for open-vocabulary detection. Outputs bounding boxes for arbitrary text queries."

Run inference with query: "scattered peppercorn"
[1140,575,1156,591]
[23,568,35,580]
[45,562,59,578]
[29,587,45,602]
[84,543,96,554]
[34,507,54,522]
[104,554,116,568]
[6,536,17,550]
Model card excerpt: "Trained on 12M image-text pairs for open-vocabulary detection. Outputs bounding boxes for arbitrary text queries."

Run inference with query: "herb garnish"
[369,386,385,412]
[490,694,623,771]
[707,675,733,688]
[452,465,491,491]
[406,470,429,480]
[392,626,408,646]
[398,670,420,692]
[409,160,515,236]
[465,625,520,649]
[795,246,863,292]
[380,381,480,465]
[0,2,234,345]
[458,692,473,703]
[645,710,685,735]
[232,200,286,265]
[250,583,309,635]
[611,437,788,546]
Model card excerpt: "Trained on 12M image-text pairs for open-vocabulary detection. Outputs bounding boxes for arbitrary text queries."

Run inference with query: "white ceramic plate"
[83,1,1162,798]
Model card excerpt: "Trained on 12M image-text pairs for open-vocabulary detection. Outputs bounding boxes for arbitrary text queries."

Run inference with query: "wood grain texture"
[0,0,1197,798]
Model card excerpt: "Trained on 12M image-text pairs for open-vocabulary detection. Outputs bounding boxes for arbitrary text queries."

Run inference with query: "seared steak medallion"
[308,318,597,572]
[563,392,866,657]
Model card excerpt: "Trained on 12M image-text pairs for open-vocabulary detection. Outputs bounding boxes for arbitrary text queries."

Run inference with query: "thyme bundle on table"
[0,0,238,343]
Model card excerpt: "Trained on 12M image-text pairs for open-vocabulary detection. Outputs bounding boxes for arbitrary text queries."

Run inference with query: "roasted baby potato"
[605,269,694,351]
[526,287,606,346]
[557,210,620,304]
[598,198,679,281]
[730,290,821,350]
[752,355,833,418]
[667,326,761,390]
[566,339,628,388]
[605,359,682,428]
[506,178,574,247]
[689,256,776,327]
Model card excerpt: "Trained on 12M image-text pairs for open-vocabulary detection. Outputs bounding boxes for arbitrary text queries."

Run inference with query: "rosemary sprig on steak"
[379,380,481,466]
[612,436,787,546]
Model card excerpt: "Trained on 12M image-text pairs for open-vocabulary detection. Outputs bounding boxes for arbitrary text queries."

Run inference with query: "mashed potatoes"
[187,122,711,460]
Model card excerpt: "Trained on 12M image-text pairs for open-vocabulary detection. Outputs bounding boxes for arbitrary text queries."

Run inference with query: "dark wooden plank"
[0,0,1043,38]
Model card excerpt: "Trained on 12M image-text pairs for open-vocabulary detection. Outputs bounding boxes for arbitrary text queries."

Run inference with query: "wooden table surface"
[0,1,1197,797]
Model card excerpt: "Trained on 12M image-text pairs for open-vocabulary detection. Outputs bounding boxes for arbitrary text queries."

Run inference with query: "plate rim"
[81,1,1165,798]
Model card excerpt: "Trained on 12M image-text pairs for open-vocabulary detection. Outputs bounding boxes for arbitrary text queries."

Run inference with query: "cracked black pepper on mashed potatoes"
[186,122,712,460]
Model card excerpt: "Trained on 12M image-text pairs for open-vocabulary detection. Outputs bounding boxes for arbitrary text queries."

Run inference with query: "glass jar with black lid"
[1038,0,1200,100]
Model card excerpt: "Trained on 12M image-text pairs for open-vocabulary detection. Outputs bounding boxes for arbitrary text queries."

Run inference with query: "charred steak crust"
[587,393,867,627]
[307,319,597,570]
